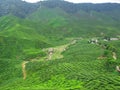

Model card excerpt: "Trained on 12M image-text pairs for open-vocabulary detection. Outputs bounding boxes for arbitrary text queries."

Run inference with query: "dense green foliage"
[1,40,120,89]
[0,0,120,90]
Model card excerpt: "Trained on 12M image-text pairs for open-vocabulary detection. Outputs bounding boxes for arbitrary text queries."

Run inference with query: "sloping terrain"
[1,39,120,89]
[0,0,120,90]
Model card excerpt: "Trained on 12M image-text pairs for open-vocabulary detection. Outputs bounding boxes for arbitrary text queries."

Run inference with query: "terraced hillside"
[1,38,120,89]
[0,0,120,90]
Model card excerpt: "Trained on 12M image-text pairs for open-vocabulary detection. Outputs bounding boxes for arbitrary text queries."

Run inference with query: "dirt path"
[116,66,120,72]
[22,61,29,80]
[21,39,77,80]
[112,52,117,60]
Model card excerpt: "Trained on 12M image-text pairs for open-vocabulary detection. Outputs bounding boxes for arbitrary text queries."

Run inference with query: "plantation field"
[1,39,120,90]
[0,1,120,89]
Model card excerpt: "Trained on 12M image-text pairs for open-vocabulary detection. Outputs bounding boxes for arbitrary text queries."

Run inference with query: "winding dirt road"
[22,61,29,80]
[21,39,77,80]
[112,52,117,60]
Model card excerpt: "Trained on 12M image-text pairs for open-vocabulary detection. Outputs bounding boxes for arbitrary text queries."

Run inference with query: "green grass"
[24,40,120,90]
[1,39,120,89]
[0,5,120,90]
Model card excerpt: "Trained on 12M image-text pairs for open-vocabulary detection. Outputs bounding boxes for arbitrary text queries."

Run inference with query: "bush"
[23,48,46,60]
[105,58,118,71]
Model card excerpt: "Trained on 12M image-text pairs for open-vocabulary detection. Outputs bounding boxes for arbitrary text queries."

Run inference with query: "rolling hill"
[0,0,120,89]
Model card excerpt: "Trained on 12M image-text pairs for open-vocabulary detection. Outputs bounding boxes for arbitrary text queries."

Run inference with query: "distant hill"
[0,0,120,19]
[0,0,120,58]
[1,0,120,90]
[0,0,39,17]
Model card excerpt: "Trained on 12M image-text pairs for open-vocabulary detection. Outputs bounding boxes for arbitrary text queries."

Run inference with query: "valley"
[22,38,77,80]
[0,0,120,90]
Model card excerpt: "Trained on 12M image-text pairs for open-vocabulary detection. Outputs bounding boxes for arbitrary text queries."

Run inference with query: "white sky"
[23,0,120,3]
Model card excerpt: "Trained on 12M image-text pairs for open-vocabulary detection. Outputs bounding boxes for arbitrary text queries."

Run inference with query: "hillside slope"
[0,0,120,90]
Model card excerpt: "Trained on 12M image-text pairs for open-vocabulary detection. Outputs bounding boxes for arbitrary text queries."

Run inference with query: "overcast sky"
[23,0,120,3]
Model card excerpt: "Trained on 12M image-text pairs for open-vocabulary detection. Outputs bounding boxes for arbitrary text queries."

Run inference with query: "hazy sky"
[23,0,120,3]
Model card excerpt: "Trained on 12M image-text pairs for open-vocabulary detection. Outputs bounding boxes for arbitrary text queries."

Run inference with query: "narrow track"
[22,39,77,80]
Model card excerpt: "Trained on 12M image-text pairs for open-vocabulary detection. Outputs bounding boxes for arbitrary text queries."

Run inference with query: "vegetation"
[0,0,120,90]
